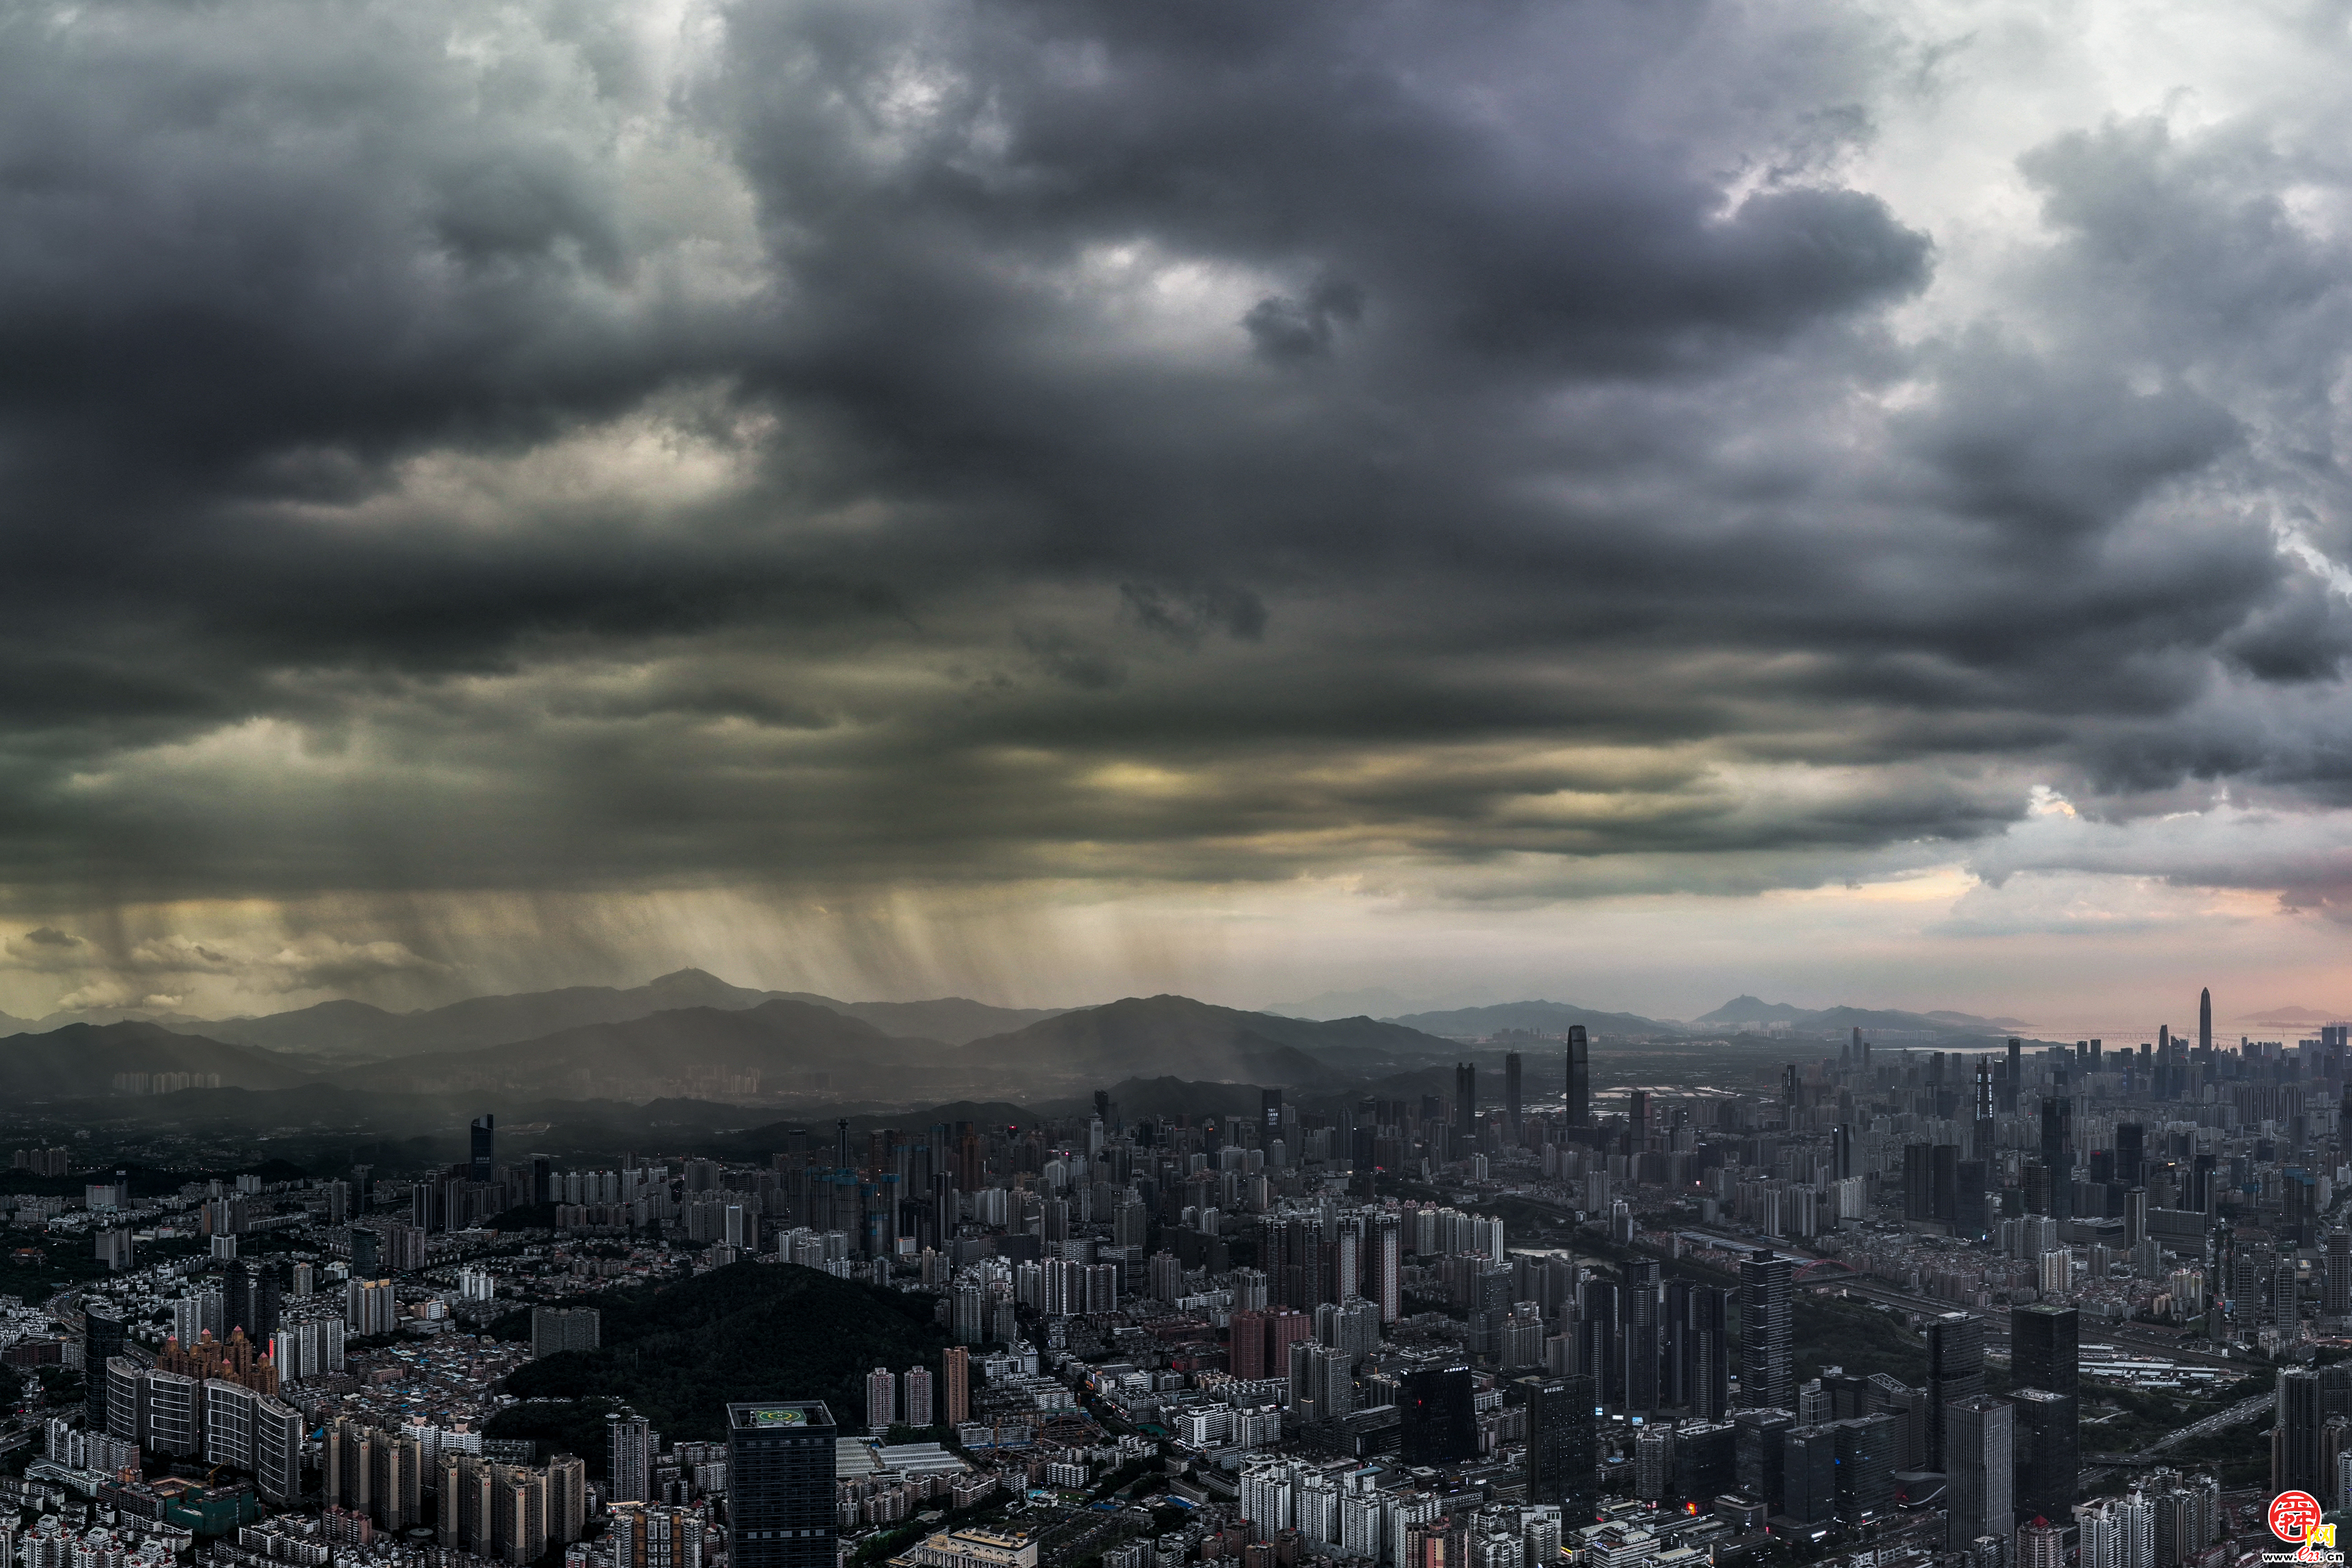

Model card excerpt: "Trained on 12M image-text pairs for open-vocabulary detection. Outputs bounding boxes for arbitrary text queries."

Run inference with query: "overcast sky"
[4,0,2352,1025]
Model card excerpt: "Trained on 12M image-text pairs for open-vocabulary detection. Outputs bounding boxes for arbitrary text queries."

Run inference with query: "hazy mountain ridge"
[0,1021,326,1099]
[1692,996,2030,1036]
[328,1000,945,1097]
[958,996,1410,1090]
[1379,1000,1678,1039]
[1266,987,1444,1020]
[145,969,1068,1058]
[796,996,1070,1045]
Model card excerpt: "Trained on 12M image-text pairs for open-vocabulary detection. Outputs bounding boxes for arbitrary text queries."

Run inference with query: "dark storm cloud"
[1,0,2350,935]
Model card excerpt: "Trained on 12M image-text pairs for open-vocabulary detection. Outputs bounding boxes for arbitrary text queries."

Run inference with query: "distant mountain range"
[1266,986,1461,1021]
[956,996,1431,1092]
[0,984,1459,1105]
[0,966,2066,1109]
[1688,995,2027,1036]
[2235,1004,2349,1025]
[1379,1000,1677,1040]
[0,1021,325,1099]
[162,969,1067,1057]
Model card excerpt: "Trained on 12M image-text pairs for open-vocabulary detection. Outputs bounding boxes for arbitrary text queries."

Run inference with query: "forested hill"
[487,1260,951,1461]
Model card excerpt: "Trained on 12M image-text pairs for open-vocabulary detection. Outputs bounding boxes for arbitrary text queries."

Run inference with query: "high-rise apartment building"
[729,1402,837,1568]
[942,1347,970,1426]
[608,1414,653,1505]
[531,1307,601,1358]
[903,1367,933,1428]
[1374,1215,1402,1324]
[346,1278,398,1337]
[865,1368,896,1432]
[607,1504,705,1568]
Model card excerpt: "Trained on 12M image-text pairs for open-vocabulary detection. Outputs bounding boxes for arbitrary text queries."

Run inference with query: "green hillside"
[487,1261,951,1462]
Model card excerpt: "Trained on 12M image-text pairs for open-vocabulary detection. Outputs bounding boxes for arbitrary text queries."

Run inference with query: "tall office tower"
[1863,1375,1929,1471]
[1924,1312,1985,1471]
[2328,1233,2352,1323]
[1833,1125,1854,1182]
[1577,1280,1618,1403]
[1944,1396,2013,1551]
[2004,1037,2023,1114]
[1622,1260,1661,1414]
[1933,1144,1960,1225]
[1400,1365,1478,1466]
[1834,1414,1896,1525]
[729,1402,836,1568]
[1261,1088,1282,1137]
[1782,1426,1839,1526]
[2279,1370,2327,1497]
[1566,1027,1590,1126]
[1739,1249,1793,1412]
[1518,1374,1598,1518]
[1735,1408,1792,1509]
[607,1415,653,1504]
[470,1114,495,1185]
[1903,1143,1933,1222]
[1972,1058,1995,1159]
[2011,1387,2077,1520]
[2040,1096,2074,1222]
[2199,987,2212,1054]
[942,1347,969,1425]
[1374,1214,1403,1324]
[2116,1123,2145,1188]
[1693,1285,1732,1419]
[84,1307,123,1436]
[530,1155,553,1206]
[1504,1052,1524,1140]
[2012,1304,2079,1399]
[1453,1063,1477,1144]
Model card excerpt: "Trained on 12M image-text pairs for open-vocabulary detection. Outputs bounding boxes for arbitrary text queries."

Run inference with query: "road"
[2080,1390,2273,1482]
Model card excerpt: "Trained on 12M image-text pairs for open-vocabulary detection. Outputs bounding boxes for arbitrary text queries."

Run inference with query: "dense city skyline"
[4,0,2352,1020]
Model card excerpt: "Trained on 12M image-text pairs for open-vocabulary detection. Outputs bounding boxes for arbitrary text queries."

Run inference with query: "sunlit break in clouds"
[8,0,2352,1023]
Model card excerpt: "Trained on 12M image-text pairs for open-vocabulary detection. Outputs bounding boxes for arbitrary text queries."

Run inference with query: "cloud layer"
[4,0,2352,1012]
